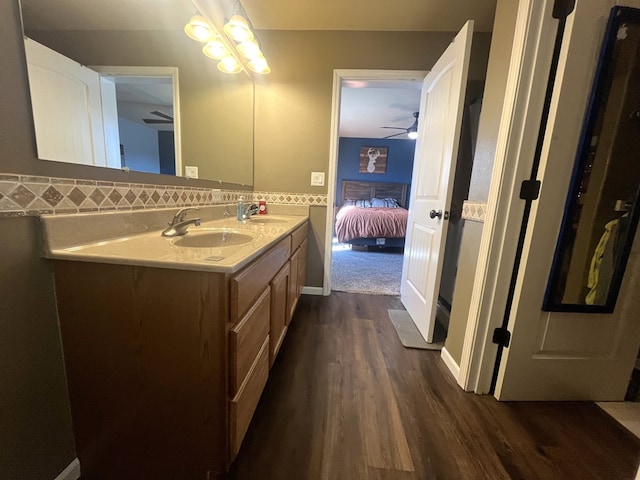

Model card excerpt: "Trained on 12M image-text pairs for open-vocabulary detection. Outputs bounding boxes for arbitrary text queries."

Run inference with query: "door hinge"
[492,327,511,348]
[519,180,541,200]
[553,0,576,19]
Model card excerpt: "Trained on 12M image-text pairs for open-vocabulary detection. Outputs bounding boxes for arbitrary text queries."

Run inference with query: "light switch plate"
[184,166,199,179]
[311,171,325,186]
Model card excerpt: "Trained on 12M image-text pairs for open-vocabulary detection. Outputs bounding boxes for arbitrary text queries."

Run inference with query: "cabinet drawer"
[230,337,269,458]
[230,287,270,396]
[291,222,308,252]
[231,237,291,320]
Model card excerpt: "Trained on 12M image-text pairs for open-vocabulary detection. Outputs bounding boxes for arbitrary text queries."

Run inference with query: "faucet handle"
[172,207,199,224]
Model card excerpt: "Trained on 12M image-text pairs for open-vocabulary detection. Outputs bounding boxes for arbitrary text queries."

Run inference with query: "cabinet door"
[270,262,290,367]
[297,239,308,300]
[288,248,300,324]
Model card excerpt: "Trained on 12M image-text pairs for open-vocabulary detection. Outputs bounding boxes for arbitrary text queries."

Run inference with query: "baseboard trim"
[301,286,323,295]
[54,458,80,480]
[441,346,461,382]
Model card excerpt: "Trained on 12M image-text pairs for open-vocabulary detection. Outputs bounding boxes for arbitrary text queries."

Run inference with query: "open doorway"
[325,68,483,346]
[92,66,182,176]
[330,77,421,296]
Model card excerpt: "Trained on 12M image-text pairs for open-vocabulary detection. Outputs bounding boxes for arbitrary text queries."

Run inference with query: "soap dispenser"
[236,196,244,221]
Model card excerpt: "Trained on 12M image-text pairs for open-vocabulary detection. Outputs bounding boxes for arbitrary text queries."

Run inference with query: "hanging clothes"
[585,214,627,305]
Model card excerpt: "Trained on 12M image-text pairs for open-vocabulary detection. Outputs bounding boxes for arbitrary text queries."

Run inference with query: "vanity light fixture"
[184,6,270,75]
[247,55,271,75]
[184,15,216,42]
[202,38,229,60]
[221,1,271,74]
[236,38,261,60]
[223,15,254,42]
[217,55,242,74]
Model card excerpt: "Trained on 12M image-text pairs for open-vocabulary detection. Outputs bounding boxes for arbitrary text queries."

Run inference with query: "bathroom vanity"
[41,206,308,480]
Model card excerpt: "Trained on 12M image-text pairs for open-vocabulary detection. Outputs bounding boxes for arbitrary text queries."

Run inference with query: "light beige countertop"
[40,204,309,273]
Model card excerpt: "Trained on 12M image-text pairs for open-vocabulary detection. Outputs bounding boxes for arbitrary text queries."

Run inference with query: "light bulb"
[236,39,261,60]
[408,131,418,140]
[184,15,215,42]
[224,15,254,42]
[247,56,271,74]
[202,40,228,59]
[217,56,242,74]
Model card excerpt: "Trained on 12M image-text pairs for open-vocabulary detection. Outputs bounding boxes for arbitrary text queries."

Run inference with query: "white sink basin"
[173,231,255,248]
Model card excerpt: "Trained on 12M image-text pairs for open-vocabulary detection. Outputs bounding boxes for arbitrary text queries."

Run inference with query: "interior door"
[401,21,474,342]
[24,38,109,167]
[493,0,640,401]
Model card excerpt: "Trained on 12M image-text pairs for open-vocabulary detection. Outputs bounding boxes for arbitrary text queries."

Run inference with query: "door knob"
[429,209,449,220]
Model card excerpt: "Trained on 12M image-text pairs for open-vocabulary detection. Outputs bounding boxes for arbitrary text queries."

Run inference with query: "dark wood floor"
[228,292,640,480]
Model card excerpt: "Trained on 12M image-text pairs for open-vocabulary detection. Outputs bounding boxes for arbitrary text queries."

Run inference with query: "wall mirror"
[20,0,255,186]
[544,6,640,313]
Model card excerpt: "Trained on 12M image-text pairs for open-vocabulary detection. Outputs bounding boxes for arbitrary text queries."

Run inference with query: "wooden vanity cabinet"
[51,221,308,479]
[228,236,290,458]
[52,261,230,480]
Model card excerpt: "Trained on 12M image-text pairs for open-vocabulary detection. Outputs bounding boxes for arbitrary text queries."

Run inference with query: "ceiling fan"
[142,110,173,124]
[381,111,418,139]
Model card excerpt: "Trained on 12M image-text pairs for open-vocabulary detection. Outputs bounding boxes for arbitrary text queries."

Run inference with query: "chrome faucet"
[161,207,201,237]
[242,204,259,220]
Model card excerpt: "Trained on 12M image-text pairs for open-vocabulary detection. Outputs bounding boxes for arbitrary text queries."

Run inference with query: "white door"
[24,38,109,167]
[401,21,474,342]
[494,0,640,400]
[99,76,123,169]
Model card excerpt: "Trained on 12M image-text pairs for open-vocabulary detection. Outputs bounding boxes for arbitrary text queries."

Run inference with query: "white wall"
[118,117,160,174]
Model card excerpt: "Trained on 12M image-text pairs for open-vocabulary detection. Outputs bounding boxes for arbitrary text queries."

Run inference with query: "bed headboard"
[340,180,409,208]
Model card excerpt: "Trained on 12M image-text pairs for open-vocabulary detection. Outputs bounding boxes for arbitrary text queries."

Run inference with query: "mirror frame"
[543,6,640,313]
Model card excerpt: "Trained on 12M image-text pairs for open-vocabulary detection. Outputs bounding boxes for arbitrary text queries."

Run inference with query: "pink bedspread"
[335,206,408,242]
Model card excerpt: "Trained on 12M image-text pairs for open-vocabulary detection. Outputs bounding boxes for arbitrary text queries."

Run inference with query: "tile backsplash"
[462,200,487,223]
[0,173,328,217]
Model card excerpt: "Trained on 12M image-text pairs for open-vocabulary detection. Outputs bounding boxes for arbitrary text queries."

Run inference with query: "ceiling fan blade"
[150,110,173,121]
[143,118,173,124]
[383,132,407,139]
[381,126,407,130]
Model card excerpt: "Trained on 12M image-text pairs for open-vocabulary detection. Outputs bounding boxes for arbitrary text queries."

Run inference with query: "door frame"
[457,0,566,393]
[323,69,427,296]
[90,65,183,177]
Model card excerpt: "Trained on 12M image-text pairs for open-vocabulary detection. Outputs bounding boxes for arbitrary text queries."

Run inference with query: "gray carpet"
[388,309,445,350]
[331,239,403,295]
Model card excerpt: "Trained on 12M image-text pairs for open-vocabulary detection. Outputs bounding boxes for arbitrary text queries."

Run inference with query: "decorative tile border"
[0,173,328,217]
[462,200,487,223]
[252,191,328,207]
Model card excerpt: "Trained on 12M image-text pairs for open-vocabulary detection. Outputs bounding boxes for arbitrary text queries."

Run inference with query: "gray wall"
[0,218,77,480]
[254,29,492,287]
[0,2,77,478]
[444,0,520,364]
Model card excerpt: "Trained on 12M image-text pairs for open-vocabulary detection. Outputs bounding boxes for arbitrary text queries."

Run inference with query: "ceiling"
[20,0,497,139]
[241,0,497,32]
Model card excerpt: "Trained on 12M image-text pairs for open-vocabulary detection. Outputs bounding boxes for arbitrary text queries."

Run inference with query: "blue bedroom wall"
[336,137,415,206]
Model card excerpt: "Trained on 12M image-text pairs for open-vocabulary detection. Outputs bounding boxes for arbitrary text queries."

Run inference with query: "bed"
[334,180,409,248]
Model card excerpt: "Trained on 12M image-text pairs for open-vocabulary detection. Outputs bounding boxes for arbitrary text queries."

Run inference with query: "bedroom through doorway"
[330,76,421,296]
[325,69,483,343]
